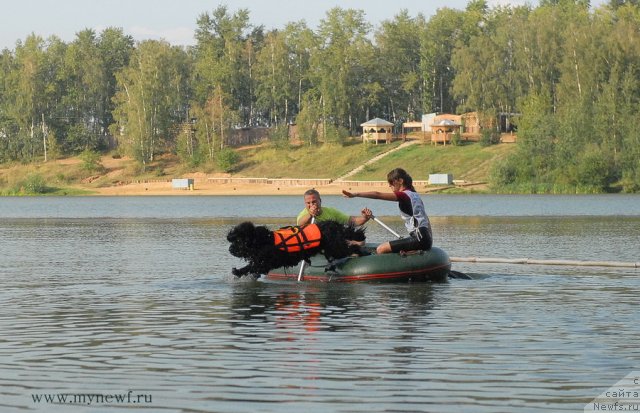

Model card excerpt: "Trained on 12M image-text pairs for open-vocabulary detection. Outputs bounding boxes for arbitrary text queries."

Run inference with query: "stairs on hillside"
[334,140,419,181]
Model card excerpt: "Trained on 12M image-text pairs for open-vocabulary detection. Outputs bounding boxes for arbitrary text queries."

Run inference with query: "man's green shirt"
[296,207,350,225]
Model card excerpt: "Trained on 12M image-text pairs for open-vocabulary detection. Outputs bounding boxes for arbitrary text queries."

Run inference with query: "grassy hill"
[233,140,405,178]
[0,138,516,195]
[234,139,515,182]
[344,141,514,182]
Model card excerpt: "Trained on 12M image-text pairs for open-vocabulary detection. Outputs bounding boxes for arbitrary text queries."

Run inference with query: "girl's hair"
[387,168,416,192]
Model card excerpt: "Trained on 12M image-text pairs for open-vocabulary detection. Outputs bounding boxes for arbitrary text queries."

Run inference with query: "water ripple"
[1,215,639,412]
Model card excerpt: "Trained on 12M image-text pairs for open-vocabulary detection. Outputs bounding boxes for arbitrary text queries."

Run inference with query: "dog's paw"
[324,257,349,273]
[324,263,343,275]
[232,267,263,279]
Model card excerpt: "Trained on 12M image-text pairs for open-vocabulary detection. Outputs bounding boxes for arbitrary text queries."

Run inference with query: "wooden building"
[430,114,462,145]
[364,111,517,146]
[360,118,394,144]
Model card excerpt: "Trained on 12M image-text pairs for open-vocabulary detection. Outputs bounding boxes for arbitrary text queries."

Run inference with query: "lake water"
[1,195,639,412]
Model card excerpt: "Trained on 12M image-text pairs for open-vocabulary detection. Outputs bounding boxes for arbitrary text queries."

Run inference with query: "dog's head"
[227,221,272,258]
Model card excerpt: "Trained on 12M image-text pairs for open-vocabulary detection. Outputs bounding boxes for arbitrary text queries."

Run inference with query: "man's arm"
[349,207,373,226]
[296,209,313,225]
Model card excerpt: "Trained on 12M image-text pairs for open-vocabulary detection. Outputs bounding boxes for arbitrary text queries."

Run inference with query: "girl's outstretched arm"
[342,189,398,202]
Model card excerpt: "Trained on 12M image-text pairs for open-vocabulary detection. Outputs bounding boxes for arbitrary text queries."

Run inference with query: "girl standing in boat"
[342,168,432,255]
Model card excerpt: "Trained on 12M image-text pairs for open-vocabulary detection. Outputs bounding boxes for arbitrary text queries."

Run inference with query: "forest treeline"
[1,0,639,192]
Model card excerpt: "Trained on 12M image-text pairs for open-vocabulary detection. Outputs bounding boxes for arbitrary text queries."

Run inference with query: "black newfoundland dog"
[227,220,366,278]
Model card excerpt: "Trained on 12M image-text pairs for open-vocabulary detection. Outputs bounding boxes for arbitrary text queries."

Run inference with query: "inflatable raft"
[267,245,451,283]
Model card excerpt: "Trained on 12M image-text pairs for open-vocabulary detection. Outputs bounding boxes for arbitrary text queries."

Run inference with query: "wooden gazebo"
[430,116,462,145]
[360,118,394,144]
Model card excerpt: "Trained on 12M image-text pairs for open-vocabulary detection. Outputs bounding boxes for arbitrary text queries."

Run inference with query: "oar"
[297,217,315,281]
[371,215,401,239]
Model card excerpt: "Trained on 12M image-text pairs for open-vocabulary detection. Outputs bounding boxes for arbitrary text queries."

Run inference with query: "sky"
[1,0,608,51]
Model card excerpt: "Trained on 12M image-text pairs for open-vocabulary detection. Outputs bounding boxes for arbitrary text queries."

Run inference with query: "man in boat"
[297,188,372,250]
[297,188,372,226]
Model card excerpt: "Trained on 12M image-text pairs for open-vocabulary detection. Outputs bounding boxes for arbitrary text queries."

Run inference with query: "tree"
[254,29,294,127]
[252,22,316,128]
[111,40,190,167]
[98,28,134,147]
[452,5,531,117]
[284,23,316,122]
[40,36,68,160]
[5,34,48,161]
[61,29,106,151]
[202,86,238,158]
[193,6,255,125]
[490,89,556,189]
[374,10,425,122]
[295,91,322,146]
[0,48,19,161]
[421,3,482,114]
[310,7,374,137]
[182,85,240,166]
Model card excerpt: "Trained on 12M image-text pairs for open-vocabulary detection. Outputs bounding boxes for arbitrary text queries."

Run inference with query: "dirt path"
[334,140,419,181]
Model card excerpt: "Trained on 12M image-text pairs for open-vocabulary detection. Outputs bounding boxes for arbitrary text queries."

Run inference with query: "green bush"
[79,149,104,173]
[324,124,349,145]
[451,131,461,146]
[480,129,497,147]
[270,125,291,149]
[490,160,518,186]
[21,174,49,194]
[573,144,616,191]
[620,170,640,193]
[490,152,532,187]
[216,148,240,172]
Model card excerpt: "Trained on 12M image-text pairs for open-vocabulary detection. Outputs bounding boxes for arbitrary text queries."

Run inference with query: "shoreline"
[91,181,393,196]
[88,179,486,196]
[1,150,491,197]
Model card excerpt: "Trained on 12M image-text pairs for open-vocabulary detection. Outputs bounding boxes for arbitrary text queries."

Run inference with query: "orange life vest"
[273,224,322,253]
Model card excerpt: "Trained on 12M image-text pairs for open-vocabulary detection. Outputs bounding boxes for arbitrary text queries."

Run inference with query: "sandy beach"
[1,155,484,196]
[91,179,397,196]
[89,177,487,196]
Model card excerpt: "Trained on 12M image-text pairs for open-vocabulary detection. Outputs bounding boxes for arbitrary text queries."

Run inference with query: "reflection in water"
[228,282,440,355]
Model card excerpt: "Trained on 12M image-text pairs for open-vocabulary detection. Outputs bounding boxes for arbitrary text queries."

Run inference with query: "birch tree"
[111,40,189,167]
[375,10,425,122]
[310,7,374,137]
[254,29,293,127]
[7,35,47,161]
